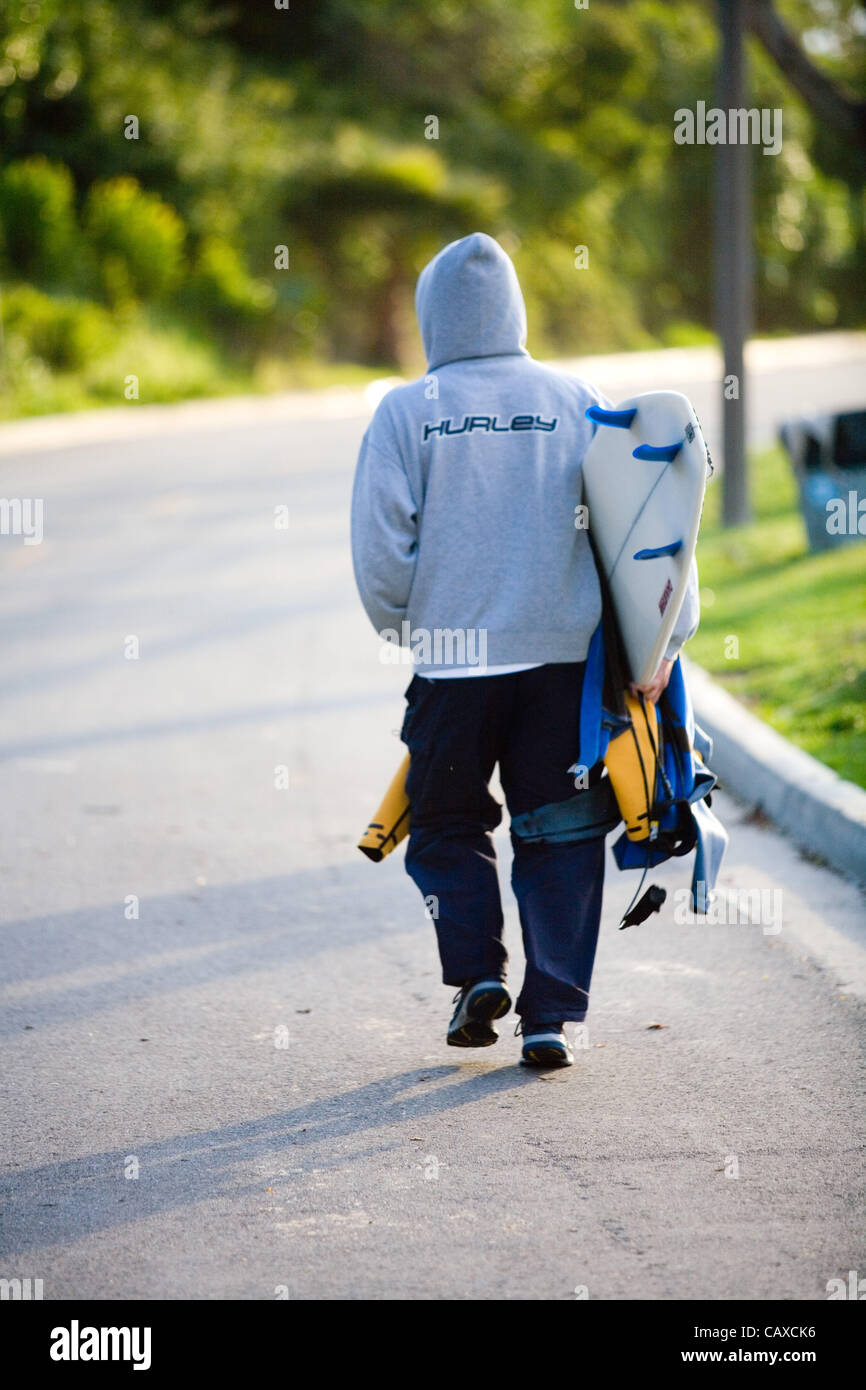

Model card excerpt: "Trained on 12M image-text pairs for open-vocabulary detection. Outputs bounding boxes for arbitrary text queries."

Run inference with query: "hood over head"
[414,232,529,372]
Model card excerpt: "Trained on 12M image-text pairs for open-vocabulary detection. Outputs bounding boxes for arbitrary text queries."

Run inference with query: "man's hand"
[630,657,674,706]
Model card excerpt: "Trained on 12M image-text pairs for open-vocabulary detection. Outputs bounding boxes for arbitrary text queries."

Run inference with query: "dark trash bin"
[779,409,866,552]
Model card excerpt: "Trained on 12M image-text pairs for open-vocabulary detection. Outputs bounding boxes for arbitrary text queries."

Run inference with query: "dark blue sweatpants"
[400,662,605,1024]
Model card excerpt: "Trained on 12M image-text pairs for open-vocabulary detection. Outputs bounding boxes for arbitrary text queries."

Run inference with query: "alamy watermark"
[378,622,488,668]
[0,1276,43,1299]
[0,497,43,544]
[826,490,865,536]
[826,1270,865,1299]
[674,101,782,156]
[50,1322,152,1370]
[673,885,782,935]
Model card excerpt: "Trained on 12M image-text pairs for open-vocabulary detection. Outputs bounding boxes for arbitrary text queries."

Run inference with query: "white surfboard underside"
[581,390,709,687]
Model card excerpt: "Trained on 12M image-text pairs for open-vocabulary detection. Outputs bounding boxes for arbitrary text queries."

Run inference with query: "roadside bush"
[83,311,243,404]
[184,235,276,326]
[84,177,185,305]
[1,284,113,372]
[0,158,79,285]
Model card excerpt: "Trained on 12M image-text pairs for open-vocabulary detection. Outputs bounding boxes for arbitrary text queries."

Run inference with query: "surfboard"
[581,390,710,687]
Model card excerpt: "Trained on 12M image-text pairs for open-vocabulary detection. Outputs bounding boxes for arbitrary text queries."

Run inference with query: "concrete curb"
[684,657,866,884]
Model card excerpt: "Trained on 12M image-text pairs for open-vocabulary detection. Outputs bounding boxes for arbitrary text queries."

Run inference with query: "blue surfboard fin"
[586,406,637,429]
[633,540,683,561]
[633,441,683,463]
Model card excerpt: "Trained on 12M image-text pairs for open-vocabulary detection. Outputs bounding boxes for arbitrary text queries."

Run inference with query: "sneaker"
[447,979,511,1048]
[517,1020,574,1068]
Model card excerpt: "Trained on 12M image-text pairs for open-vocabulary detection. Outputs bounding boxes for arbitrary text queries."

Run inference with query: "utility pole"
[714,0,752,525]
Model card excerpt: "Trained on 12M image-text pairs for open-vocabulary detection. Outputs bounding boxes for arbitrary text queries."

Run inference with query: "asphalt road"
[1,369,864,1300]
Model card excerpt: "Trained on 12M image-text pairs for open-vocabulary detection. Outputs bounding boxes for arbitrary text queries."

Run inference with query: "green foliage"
[84,177,185,305]
[82,310,237,402]
[0,299,245,416]
[0,158,79,284]
[0,0,862,382]
[184,236,276,327]
[515,232,655,355]
[1,284,113,371]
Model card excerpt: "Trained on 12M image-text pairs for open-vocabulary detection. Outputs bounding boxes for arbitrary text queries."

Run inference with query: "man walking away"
[351,234,697,1067]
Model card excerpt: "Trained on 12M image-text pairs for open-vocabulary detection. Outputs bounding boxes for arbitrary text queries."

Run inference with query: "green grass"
[690,445,866,788]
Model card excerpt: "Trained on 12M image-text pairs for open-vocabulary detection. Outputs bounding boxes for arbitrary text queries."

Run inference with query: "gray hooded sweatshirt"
[351,233,697,675]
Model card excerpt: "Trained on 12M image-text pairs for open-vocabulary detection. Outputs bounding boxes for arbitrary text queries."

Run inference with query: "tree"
[747,0,866,179]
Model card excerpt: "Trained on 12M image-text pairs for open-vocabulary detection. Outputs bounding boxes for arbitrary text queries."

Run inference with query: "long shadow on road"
[0,861,418,1038]
[0,685,393,761]
[0,1064,536,1258]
